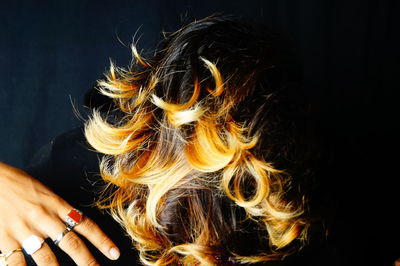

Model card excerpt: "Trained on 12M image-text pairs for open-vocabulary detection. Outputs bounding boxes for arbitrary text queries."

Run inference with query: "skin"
[0,162,120,266]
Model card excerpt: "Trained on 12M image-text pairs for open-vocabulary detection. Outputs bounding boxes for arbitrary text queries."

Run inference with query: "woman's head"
[85,16,311,265]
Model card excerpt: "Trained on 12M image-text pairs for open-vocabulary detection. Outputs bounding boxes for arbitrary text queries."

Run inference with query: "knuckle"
[34,252,54,265]
[6,252,26,266]
[29,205,47,220]
[86,257,100,266]
[81,217,97,232]
[9,259,27,266]
[53,195,67,208]
[98,235,110,246]
[62,232,82,251]
[98,235,113,250]
[12,262,27,266]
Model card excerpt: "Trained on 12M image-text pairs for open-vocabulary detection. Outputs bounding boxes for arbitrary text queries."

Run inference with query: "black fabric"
[26,127,140,265]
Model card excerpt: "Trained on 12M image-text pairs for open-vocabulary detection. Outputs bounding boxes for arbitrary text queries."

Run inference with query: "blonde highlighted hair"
[85,16,310,265]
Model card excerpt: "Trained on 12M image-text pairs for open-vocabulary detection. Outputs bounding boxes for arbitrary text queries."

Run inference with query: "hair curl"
[85,16,310,265]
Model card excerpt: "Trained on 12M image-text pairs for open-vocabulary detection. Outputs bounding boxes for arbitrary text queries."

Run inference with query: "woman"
[1,16,317,265]
[84,16,314,265]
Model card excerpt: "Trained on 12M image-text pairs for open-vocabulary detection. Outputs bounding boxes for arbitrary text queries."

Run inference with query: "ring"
[53,227,71,246]
[0,248,23,266]
[22,235,44,255]
[65,209,83,230]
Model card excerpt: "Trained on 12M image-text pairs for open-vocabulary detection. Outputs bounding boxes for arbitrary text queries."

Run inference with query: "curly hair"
[85,16,310,265]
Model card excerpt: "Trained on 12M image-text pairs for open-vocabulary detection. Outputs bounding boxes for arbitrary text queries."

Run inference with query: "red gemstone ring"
[65,209,83,230]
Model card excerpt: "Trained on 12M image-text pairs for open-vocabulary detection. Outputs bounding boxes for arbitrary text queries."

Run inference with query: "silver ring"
[22,235,44,255]
[0,248,22,266]
[0,248,23,266]
[53,227,71,246]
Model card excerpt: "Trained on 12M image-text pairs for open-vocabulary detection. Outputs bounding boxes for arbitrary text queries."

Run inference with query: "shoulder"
[26,128,100,203]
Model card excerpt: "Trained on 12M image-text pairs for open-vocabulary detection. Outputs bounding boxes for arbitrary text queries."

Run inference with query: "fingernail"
[109,247,120,260]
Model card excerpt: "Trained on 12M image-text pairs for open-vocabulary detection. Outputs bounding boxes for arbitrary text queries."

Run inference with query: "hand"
[0,162,120,266]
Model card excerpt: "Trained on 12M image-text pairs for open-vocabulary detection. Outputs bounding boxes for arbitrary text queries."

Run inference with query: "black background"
[1,0,399,265]
[1,0,398,168]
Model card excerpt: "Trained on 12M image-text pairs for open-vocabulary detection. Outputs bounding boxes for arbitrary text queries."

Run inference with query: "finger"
[0,238,26,266]
[36,213,100,266]
[32,200,100,266]
[74,216,120,260]
[55,205,120,261]
[3,250,26,266]
[55,230,99,266]
[31,242,59,266]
